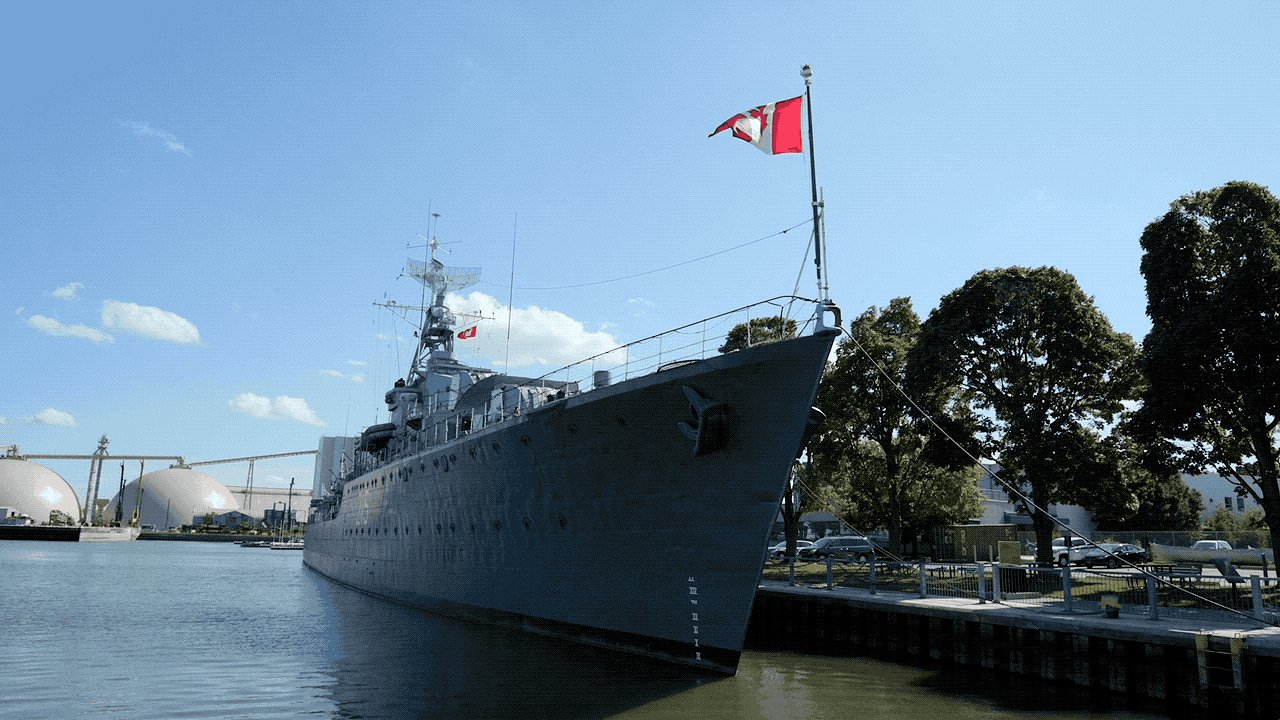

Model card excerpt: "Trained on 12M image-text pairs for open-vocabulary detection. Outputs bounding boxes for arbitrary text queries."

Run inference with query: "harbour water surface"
[0,541,1164,719]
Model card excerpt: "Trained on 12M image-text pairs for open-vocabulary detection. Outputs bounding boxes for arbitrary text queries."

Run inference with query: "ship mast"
[403,235,480,382]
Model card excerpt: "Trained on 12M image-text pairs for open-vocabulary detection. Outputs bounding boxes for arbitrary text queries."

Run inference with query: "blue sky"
[4,2,1280,496]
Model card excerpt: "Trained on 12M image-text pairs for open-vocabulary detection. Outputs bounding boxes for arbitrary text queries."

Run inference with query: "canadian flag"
[457,326,477,340]
[709,96,803,155]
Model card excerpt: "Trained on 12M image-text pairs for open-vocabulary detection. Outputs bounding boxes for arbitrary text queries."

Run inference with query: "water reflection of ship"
[315,578,711,718]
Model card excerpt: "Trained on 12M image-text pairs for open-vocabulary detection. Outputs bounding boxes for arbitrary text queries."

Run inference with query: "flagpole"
[801,64,828,303]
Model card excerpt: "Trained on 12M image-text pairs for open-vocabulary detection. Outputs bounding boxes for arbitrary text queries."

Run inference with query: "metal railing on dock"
[765,557,1280,624]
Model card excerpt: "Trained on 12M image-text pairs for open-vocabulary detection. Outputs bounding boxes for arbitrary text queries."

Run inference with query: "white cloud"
[627,296,655,318]
[322,369,364,383]
[102,300,200,344]
[27,315,115,343]
[33,408,77,426]
[121,120,190,154]
[445,291,620,370]
[0,410,77,426]
[229,393,325,426]
[53,282,83,300]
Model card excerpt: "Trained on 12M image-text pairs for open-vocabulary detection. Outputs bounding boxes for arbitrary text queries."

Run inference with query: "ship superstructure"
[305,238,840,673]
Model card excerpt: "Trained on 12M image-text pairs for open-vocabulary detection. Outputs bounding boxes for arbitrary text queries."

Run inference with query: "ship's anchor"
[678,386,728,456]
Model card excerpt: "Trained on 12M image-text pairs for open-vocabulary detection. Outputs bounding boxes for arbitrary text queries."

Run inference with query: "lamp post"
[272,501,284,533]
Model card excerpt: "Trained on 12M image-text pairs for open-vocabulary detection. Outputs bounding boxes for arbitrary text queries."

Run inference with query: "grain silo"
[106,467,240,529]
[0,457,81,524]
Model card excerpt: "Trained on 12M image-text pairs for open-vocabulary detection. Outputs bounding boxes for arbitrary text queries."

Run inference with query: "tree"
[1137,181,1280,554]
[906,267,1142,564]
[811,298,983,554]
[1090,462,1203,531]
[1203,505,1238,532]
[718,316,797,353]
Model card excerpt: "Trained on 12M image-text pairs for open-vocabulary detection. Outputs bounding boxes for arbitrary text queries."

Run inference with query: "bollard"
[992,561,1002,602]
[919,562,928,598]
[826,555,833,589]
[1100,592,1120,619]
[1253,576,1265,620]
[1147,575,1159,621]
[977,563,987,604]
[1061,565,1074,613]
[868,552,877,595]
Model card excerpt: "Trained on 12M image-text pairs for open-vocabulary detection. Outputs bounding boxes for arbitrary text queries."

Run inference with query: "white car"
[1191,539,1233,551]
[767,540,813,560]
[1050,537,1091,566]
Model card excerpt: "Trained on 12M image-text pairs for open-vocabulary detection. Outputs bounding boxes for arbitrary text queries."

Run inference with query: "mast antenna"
[801,64,829,303]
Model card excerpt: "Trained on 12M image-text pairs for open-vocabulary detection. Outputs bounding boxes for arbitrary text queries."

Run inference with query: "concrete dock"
[748,579,1280,717]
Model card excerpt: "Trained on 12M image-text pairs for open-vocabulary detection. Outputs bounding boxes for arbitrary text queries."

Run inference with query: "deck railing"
[337,296,826,486]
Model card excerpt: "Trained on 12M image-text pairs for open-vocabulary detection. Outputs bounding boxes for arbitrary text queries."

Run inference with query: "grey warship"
[304,238,840,673]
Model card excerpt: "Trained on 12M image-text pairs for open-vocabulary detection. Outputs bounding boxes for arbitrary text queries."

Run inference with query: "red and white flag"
[709,96,803,155]
[457,326,477,340]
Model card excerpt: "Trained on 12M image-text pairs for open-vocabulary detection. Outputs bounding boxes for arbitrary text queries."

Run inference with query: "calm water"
[0,541,1164,719]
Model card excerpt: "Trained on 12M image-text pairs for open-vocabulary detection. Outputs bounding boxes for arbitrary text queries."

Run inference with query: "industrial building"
[0,456,81,525]
[105,467,241,530]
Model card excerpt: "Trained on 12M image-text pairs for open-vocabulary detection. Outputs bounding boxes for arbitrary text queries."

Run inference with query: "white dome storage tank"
[106,467,240,529]
[0,457,81,524]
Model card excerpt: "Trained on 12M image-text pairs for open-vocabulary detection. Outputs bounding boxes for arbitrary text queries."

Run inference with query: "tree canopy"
[1136,180,1280,552]
[811,298,982,553]
[718,316,797,353]
[905,267,1142,563]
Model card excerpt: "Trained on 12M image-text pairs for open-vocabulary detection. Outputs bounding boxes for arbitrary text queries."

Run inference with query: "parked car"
[1034,537,1091,566]
[797,535,874,562]
[1081,543,1149,568]
[1191,539,1233,551]
[767,540,813,560]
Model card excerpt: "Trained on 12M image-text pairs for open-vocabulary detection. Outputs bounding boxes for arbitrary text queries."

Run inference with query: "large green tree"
[906,267,1142,563]
[1088,454,1203,531]
[811,298,983,554]
[1137,181,1280,552]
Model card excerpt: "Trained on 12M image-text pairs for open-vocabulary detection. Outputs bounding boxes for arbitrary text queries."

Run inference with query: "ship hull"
[304,331,835,673]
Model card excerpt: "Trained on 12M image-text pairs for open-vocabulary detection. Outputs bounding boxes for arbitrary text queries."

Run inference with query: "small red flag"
[457,326,477,340]
[709,96,803,155]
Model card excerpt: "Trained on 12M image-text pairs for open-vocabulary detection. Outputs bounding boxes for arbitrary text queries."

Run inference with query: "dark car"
[796,535,874,562]
[1081,543,1149,568]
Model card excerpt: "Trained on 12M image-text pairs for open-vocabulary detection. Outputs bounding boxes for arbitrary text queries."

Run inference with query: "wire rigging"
[500,219,813,291]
